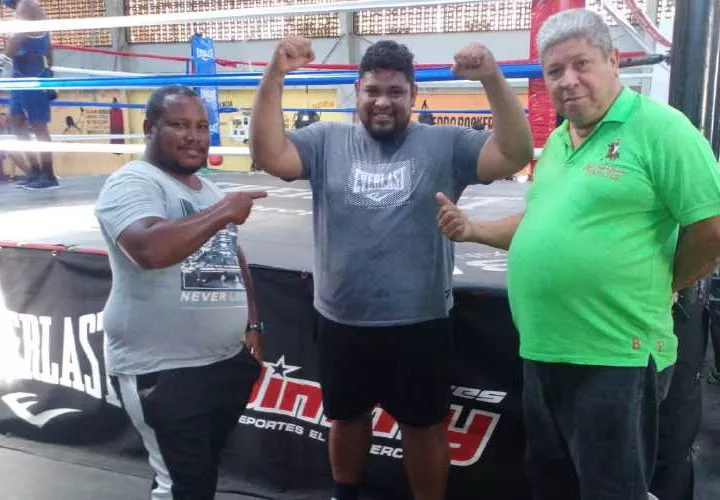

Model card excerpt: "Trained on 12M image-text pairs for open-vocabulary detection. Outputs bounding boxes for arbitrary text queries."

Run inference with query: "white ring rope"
[0,138,544,160]
[0,0,487,34]
[0,134,147,142]
[0,134,251,142]
[0,139,249,156]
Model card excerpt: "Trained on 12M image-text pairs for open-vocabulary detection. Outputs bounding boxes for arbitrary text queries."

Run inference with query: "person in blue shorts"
[0,0,58,189]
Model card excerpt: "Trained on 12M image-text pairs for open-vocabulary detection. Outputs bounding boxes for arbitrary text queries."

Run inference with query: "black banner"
[0,246,530,499]
[0,246,127,444]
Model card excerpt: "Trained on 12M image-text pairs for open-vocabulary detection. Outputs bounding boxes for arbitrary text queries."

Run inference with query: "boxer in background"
[0,0,58,189]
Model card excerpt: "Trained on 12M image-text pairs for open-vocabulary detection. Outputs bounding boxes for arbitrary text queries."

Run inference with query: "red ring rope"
[51,44,649,71]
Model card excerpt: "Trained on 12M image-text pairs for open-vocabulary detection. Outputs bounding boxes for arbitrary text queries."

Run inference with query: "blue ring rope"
[0,98,528,115]
[0,65,543,91]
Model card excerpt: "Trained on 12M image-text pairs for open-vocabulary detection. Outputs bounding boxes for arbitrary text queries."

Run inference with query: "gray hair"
[536,8,613,62]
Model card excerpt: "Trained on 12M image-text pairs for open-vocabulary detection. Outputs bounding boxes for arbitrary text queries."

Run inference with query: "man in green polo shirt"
[436,8,720,500]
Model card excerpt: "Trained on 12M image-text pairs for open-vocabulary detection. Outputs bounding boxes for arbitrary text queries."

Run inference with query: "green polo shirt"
[507,87,720,371]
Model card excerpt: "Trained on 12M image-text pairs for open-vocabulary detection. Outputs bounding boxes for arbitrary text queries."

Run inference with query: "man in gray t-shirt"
[250,38,533,500]
[94,85,267,500]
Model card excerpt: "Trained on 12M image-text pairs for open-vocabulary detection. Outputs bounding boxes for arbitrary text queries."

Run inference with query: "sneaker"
[22,176,60,190]
[14,172,39,187]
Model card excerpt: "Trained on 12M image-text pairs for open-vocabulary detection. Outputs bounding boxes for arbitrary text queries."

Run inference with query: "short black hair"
[359,40,415,84]
[145,85,199,126]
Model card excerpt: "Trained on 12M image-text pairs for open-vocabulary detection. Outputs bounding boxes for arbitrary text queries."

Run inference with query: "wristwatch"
[246,321,264,333]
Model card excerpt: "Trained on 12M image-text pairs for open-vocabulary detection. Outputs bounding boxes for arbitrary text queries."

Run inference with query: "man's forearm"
[238,246,258,324]
[466,213,524,251]
[125,203,231,270]
[249,72,288,167]
[672,230,720,291]
[482,69,534,167]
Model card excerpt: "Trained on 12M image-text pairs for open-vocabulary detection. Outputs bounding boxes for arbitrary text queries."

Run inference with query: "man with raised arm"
[250,36,532,500]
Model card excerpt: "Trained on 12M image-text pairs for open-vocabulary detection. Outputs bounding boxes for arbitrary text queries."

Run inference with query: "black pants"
[111,348,261,500]
[523,359,673,500]
[650,286,710,500]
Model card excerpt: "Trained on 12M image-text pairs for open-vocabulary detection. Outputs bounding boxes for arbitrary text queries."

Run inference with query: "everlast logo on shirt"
[347,161,413,208]
[352,166,408,194]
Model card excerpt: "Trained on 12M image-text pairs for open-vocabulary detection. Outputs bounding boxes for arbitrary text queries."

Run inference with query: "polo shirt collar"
[598,86,638,125]
[557,86,638,150]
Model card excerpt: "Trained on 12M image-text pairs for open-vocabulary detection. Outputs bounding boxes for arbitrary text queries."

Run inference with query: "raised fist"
[267,36,315,77]
[451,42,498,82]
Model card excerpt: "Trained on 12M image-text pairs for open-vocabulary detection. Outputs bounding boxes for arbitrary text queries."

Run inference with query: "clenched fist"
[267,36,315,77]
[451,42,499,82]
[436,192,472,242]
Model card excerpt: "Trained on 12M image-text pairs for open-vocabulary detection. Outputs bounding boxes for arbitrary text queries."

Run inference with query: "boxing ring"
[0,1,719,499]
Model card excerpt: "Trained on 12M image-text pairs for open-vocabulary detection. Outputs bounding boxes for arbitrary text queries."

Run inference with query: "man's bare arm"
[436,192,523,250]
[238,244,263,362]
[116,191,266,270]
[673,215,720,291]
[237,245,258,325]
[463,213,524,250]
[250,36,315,179]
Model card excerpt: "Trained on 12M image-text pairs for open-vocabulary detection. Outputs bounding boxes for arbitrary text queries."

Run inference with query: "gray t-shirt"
[94,161,247,375]
[287,121,489,326]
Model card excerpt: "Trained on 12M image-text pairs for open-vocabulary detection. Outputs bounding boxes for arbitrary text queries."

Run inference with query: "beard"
[160,160,204,176]
[147,146,206,176]
[361,115,410,141]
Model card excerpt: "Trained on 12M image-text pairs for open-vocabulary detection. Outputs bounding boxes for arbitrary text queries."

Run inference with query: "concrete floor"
[0,436,278,500]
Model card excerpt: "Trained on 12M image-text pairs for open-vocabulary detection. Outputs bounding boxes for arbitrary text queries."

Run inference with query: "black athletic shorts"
[315,310,454,427]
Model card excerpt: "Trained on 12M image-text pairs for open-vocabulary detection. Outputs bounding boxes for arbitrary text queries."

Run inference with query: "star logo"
[269,355,301,378]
